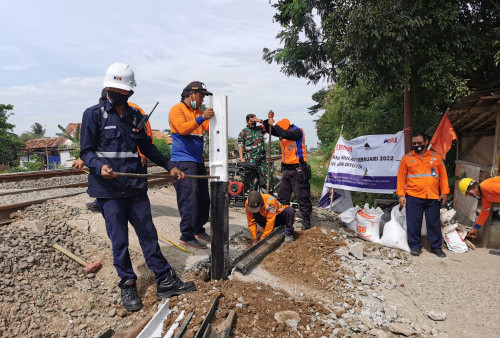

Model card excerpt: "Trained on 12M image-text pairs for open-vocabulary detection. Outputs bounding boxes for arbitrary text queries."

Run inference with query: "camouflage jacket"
[237,126,267,162]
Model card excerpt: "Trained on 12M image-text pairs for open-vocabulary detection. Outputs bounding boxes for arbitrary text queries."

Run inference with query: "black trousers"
[278,168,312,217]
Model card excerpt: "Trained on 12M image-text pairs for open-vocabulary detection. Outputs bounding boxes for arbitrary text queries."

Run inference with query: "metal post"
[209,95,230,280]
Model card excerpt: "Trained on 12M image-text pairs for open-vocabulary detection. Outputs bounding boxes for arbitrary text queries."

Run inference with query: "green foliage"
[153,138,171,158]
[0,104,24,166]
[30,122,45,138]
[265,0,499,96]
[19,132,36,143]
[307,88,328,116]
[316,85,405,148]
[10,154,44,172]
[228,137,238,156]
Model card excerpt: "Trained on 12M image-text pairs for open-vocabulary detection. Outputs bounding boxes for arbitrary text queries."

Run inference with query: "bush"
[153,138,171,158]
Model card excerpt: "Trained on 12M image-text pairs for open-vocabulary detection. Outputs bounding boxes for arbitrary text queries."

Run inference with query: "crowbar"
[114,172,220,180]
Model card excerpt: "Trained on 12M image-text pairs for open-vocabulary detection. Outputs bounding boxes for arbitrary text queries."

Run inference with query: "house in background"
[21,123,80,169]
[53,123,80,168]
[22,138,59,169]
[151,129,172,144]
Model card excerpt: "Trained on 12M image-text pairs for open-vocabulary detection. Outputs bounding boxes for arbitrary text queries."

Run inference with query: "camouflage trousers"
[248,158,274,193]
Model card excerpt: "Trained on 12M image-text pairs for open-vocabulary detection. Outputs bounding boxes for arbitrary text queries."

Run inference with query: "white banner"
[323,131,404,194]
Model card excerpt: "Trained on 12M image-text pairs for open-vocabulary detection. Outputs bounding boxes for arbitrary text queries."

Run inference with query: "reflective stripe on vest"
[96,151,139,158]
[406,173,439,178]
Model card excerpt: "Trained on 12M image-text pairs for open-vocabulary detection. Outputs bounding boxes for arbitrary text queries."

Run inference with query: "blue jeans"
[171,161,210,241]
[405,195,443,250]
[97,193,171,286]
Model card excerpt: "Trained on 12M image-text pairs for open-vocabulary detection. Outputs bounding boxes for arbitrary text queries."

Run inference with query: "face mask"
[190,94,198,110]
[248,122,257,128]
[412,145,425,153]
[472,195,481,200]
[107,91,129,107]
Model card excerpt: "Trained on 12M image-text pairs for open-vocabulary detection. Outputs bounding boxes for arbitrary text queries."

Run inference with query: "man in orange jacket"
[397,132,449,257]
[246,191,295,244]
[169,81,214,249]
[459,177,500,249]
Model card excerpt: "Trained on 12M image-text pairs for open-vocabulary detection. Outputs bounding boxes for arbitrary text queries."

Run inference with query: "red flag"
[430,111,457,159]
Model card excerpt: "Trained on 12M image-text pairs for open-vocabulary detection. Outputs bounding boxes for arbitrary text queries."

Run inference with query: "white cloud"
[0,0,325,146]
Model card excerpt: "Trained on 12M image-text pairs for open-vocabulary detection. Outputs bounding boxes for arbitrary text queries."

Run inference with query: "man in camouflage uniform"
[238,114,274,193]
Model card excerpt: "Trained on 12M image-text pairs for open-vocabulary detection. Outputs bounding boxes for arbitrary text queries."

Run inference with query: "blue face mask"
[191,100,197,110]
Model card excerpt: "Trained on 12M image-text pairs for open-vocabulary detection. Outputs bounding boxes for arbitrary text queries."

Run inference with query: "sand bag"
[380,205,410,252]
[443,229,468,253]
[355,204,383,243]
[339,206,361,231]
[440,208,456,224]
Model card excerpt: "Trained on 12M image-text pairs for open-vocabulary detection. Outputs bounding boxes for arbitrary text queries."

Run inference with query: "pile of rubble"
[0,197,452,337]
[0,201,156,337]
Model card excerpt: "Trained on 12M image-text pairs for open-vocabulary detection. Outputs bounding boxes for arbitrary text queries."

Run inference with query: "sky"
[0,0,325,147]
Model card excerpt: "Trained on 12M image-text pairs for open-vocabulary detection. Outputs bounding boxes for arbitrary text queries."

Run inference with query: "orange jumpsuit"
[475,176,500,226]
[245,194,289,241]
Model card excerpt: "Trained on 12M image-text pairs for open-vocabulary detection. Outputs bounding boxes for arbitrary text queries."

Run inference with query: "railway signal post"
[209,95,230,280]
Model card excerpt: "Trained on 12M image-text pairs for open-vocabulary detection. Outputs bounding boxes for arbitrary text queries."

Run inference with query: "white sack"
[355,204,383,243]
[381,205,411,252]
[443,229,468,253]
[339,206,361,231]
[440,208,456,224]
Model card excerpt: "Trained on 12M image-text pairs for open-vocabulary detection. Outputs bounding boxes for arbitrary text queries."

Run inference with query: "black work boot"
[120,279,143,311]
[157,270,196,299]
[301,214,311,230]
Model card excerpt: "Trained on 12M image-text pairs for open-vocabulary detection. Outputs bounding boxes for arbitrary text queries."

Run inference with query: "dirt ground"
[1,185,499,337]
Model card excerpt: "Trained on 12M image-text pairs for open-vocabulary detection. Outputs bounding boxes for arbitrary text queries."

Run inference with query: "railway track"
[0,155,281,225]
[0,177,172,225]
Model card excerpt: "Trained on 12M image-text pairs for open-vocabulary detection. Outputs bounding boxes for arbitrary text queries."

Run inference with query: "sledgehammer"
[53,244,102,274]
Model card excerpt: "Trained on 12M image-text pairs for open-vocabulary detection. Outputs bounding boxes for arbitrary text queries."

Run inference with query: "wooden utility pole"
[403,87,413,153]
[209,95,230,280]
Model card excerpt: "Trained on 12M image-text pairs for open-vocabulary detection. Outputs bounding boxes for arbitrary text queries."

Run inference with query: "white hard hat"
[103,63,136,91]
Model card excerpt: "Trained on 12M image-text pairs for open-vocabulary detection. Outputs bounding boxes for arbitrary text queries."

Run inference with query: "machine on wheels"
[228,161,270,204]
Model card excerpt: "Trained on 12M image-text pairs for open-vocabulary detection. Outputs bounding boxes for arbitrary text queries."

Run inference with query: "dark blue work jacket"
[80,101,171,198]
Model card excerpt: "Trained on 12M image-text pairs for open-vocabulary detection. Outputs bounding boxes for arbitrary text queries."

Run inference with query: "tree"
[265,0,499,152]
[0,104,24,167]
[30,122,45,138]
[264,0,498,92]
[316,85,404,148]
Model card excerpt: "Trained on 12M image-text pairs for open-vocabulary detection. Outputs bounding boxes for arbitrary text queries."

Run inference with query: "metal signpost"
[209,95,230,280]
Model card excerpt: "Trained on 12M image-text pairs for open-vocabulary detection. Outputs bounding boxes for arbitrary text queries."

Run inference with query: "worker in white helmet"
[79,63,196,312]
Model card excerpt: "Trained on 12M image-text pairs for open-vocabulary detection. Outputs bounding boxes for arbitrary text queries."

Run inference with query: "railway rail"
[0,155,281,226]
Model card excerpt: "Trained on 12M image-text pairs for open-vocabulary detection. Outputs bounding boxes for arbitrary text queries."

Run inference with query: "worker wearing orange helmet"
[459,176,500,243]
[263,111,312,230]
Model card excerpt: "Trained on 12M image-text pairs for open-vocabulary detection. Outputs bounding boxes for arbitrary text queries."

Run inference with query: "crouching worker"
[459,176,500,243]
[245,191,295,244]
[80,63,195,312]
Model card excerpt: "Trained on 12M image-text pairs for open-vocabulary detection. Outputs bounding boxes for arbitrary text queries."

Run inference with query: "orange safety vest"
[280,126,307,165]
[245,194,288,241]
[476,176,500,226]
[396,150,449,199]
